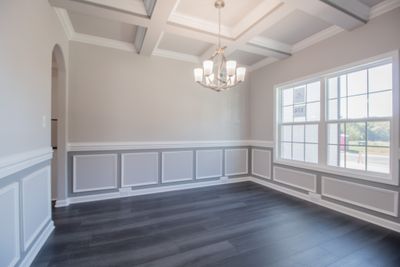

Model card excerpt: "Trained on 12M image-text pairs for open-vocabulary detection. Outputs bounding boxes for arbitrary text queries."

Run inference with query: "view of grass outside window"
[277,59,394,176]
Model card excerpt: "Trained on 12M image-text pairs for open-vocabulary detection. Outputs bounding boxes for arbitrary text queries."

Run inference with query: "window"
[326,63,392,174]
[276,55,398,184]
[278,81,320,164]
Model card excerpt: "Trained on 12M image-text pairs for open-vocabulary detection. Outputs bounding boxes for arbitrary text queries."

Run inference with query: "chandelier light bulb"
[203,60,213,76]
[226,60,237,76]
[194,68,203,82]
[236,67,246,82]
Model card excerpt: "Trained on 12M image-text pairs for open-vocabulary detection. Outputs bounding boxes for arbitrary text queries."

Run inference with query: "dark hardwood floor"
[33,182,400,267]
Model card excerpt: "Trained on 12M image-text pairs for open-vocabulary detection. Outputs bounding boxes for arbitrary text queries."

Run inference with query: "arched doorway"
[51,45,67,204]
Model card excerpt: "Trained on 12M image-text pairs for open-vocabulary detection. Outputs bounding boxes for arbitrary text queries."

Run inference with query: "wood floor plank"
[32,182,400,267]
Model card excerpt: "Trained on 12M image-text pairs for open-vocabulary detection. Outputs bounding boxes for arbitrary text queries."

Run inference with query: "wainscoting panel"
[0,183,20,267]
[22,167,51,250]
[225,148,248,176]
[196,150,223,179]
[73,154,118,193]
[121,152,159,187]
[252,149,271,179]
[162,151,193,183]
[273,166,317,192]
[322,177,399,216]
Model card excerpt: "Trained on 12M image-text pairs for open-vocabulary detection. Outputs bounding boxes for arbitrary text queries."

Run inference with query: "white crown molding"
[292,26,344,53]
[54,7,74,40]
[0,147,53,180]
[152,48,200,63]
[370,0,400,19]
[72,33,136,52]
[168,12,234,38]
[83,0,148,16]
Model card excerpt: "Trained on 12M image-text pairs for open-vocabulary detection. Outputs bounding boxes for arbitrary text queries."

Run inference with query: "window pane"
[367,147,390,173]
[340,97,347,119]
[346,146,366,170]
[305,124,318,143]
[328,77,338,99]
[328,123,338,144]
[281,142,292,160]
[348,70,367,96]
[283,106,293,123]
[348,95,367,119]
[340,75,347,97]
[369,91,392,118]
[307,82,320,102]
[328,99,338,120]
[346,122,366,146]
[306,102,320,121]
[292,125,305,143]
[305,144,318,163]
[328,145,338,166]
[293,86,306,104]
[339,124,346,147]
[281,125,292,142]
[293,143,304,161]
[367,121,390,147]
[293,105,306,122]
[369,63,392,93]
[282,88,293,106]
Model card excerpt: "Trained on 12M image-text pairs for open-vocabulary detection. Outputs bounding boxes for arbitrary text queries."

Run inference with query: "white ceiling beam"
[138,0,180,56]
[224,2,294,58]
[283,0,369,30]
[238,44,289,59]
[49,0,150,27]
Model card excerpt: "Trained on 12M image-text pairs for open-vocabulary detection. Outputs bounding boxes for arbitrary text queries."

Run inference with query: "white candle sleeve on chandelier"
[194,68,203,82]
[226,60,237,76]
[203,60,213,76]
[206,73,214,85]
[236,67,246,82]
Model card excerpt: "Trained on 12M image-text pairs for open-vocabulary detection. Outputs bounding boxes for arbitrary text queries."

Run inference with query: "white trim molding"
[273,166,317,193]
[0,147,53,180]
[152,48,200,63]
[195,149,223,179]
[19,221,54,267]
[322,176,399,216]
[0,183,20,267]
[224,148,249,176]
[62,177,251,206]
[370,0,400,19]
[67,140,254,151]
[121,152,159,187]
[72,154,118,193]
[251,149,272,179]
[161,150,194,183]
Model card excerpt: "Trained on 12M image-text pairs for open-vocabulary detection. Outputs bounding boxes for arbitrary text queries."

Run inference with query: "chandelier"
[193,0,246,92]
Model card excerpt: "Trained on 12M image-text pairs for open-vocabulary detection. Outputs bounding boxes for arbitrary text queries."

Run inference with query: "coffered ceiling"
[50,0,399,71]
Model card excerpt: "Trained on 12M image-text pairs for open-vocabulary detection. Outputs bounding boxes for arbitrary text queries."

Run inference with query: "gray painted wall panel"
[122,152,159,187]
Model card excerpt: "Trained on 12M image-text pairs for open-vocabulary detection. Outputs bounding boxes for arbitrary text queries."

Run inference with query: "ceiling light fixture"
[193,0,246,92]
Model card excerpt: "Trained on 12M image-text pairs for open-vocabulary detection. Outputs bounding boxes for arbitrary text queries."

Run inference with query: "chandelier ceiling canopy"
[193,0,246,92]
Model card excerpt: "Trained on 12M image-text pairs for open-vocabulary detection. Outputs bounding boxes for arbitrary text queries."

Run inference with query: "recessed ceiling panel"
[260,10,331,45]
[158,33,212,56]
[358,0,385,7]
[174,0,263,27]
[229,50,265,66]
[69,11,137,43]
[83,0,147,15]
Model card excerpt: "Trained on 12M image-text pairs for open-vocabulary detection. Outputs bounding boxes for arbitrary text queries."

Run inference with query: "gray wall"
[250,8,400,141]
[68,42,251,143]
[0,0,69,157]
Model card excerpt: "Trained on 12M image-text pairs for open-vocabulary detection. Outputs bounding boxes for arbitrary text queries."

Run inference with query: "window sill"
[273,159,398,186]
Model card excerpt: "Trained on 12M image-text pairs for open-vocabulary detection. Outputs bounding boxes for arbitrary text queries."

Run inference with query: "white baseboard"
[19,220,54,267]
[57,177,251,206]
[250,177,400,233]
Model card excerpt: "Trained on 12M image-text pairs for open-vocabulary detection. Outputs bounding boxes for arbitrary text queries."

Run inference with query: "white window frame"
[274,51,399,186]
